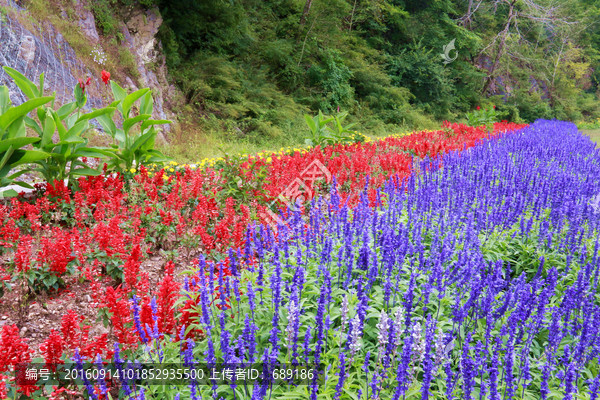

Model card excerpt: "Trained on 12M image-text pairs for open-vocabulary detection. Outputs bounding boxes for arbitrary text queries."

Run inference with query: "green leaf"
[74,84,86,109]
[0,86,10,114]
[41,109,56,148]
[56,102,77,120]
[110,80,127,102]
[140,91,154,115]
[2,66,38,99]
[10,180,34,189]
[38,73,45,97]
[24,116,42,135]
[0,96,53,134]
[50,110,68,139]
[0,188,18,198]
[304,114,317,134]
[123,114,151,133]
[12,149,50,165]
[0,137,40,153]
[62,120,89,142]
[75,107,116,124]
[95,114,117,136]
[70,167,102,176]
[122,88,150,118]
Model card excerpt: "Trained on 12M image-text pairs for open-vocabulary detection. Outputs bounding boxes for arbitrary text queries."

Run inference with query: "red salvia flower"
[39,330,64,371]
[123,244,142,289]
[0,324,31,372]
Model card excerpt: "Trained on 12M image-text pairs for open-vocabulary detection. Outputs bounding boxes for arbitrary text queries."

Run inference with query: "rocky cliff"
[0,0,176,136]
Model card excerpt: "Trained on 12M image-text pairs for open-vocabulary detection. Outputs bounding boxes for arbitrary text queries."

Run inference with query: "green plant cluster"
[303,110,364,147]
[150,0,600,153]
[465,107,498,132]
[0,66,171,196]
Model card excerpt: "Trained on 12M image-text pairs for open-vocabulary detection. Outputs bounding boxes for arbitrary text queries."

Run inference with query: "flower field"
[7,118,600,399]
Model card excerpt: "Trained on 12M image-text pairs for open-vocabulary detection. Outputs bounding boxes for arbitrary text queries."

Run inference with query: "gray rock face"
[0,0,177,133]
[0,3,103,109]
[78,10,100,42]
[18,35,36,64]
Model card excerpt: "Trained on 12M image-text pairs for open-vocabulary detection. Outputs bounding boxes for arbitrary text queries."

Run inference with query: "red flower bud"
[476,106,480,110]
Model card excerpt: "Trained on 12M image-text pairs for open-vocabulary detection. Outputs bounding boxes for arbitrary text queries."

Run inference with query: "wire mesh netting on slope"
[0,2,104,109]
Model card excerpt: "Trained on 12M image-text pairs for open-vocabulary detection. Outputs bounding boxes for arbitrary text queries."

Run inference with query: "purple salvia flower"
[393,306,405,346]
[73,349,97,400]
[348,316,362,362]
[333,352,347,400]
[340,294,349,330]
[376,310,390,363]
[303,327,312,365]
[285,299,300,347]
[589,374,600,400]
[95,354,108,398]
[420,316,436,400]
[131,294,148,344]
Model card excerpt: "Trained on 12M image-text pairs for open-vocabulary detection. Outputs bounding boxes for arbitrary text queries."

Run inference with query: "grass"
[581,128,600,145]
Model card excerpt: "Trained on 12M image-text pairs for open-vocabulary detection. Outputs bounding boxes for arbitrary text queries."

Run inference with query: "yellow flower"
[130,168,136,173]
[267,157,272,163]
[169,168,175,172]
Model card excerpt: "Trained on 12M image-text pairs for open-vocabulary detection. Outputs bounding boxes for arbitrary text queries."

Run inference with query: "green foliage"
[3,67,110,187]
[388,40,457,119]
[153,0,600,148]
[307,49,355,112]
[0,71,52,196]
[212,152,270,206]
[465,106,498,131]
[303,110,361,147]
[0,66,171,195]
[89,0,120,36]
[96,81,171,173]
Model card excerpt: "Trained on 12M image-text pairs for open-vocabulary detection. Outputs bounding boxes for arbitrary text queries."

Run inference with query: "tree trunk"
[300,0,313,25]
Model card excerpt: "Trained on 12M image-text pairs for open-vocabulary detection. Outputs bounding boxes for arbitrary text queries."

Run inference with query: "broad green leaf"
[0,137,40,153]
[0,86,10,113]
[0,188,18,197]
[56,102,78,120]
[74,84,86,109]
[24,116,42,135]
[73,148,115,158]
[10,180,34,189]
[38,73,44,97]
[2,66,38,99]
[0,96,53,133]
[9,116,30,140]
[62,120,89,142]
[140,91,153,115]
[96,114,117,136]
[41,109,56,148]
[0,146,13,170]
[70,167,102,176]
[122,88,150,118]
[12,149,49,165]
[75,107,116,124]
[123,114,151,133]
[50,110,68,139]
[110,80,127,102]
[304,114,317,133]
